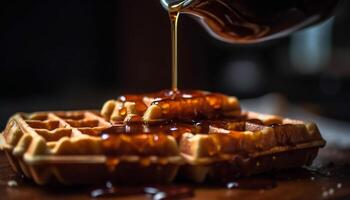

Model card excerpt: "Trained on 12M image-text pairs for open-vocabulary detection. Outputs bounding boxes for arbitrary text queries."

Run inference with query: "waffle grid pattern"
[1,110,325,184]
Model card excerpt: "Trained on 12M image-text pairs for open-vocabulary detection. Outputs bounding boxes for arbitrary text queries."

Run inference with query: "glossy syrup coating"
[99,116,264,157]
[100,90,242,156]
[105,90,241,122]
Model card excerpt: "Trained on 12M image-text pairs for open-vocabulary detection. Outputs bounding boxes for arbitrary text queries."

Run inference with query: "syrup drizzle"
[101,118,226,155]
[170,10,179,91]
[117,90,240,121]
[101,90,243,170]
[118,90,207,103]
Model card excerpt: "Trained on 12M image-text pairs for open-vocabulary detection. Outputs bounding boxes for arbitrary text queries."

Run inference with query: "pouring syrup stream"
[170,12,179,91]
[169,3,182,91]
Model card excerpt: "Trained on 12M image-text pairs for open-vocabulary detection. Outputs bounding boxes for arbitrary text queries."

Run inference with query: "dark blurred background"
[1,0,350,129]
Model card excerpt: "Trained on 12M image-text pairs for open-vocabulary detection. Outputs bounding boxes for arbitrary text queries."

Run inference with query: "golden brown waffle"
[0,91,326,185]
[0,111,182,185]
[100,90,325,182]
[178,112,324,182]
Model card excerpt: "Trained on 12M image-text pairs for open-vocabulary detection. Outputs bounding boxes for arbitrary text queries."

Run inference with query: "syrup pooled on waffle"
[101,90,325,182]
[101,90,241,123]
[0,90,326,184]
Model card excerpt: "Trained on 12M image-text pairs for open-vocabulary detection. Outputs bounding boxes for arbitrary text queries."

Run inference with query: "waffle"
[0,90,326,184]
[101,90,325,182]
[0,111,182,185]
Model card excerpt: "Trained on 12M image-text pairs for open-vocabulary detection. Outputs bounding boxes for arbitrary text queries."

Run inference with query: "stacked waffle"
[0,90,325,184]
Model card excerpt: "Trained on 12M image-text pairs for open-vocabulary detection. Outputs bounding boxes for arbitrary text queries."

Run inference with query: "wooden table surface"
[0,147,349,200]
